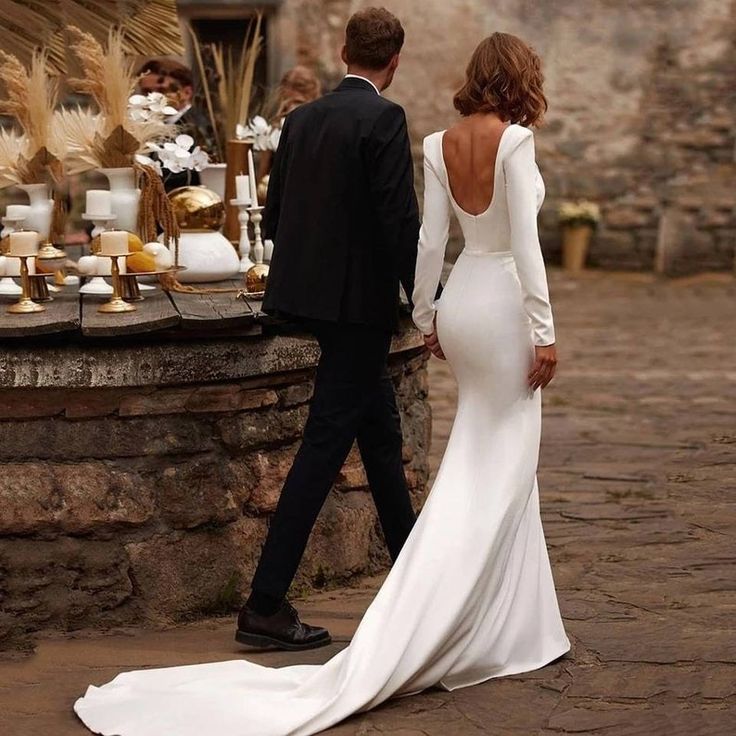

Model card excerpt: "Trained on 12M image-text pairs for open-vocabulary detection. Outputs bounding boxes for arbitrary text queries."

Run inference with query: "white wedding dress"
[74,123,570,736]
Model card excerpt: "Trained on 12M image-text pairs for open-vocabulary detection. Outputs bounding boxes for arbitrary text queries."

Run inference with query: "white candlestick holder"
[0,216,27,295]
[248,205,266,265]
[230,198,254,272]
[80,214,117,295]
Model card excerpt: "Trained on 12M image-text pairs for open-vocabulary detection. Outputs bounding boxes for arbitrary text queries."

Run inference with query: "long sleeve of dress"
[504,132,556,346]
[412,136,451,336]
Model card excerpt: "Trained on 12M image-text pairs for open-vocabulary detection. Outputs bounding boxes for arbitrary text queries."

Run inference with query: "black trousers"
[250,320,416,602]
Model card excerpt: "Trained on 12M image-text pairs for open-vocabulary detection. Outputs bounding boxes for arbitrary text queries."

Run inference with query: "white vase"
[17,183,53,242]
[162,230,240,283]
[199,164,227,200]
[98,167,140,234]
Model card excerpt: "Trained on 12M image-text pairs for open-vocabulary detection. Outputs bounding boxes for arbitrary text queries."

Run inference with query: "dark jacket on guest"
[262,76,420,331]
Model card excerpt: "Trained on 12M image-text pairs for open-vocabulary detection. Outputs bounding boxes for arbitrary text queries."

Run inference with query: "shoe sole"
[235,629,332,652]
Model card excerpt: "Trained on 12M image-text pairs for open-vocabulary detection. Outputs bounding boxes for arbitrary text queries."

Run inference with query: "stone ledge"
[0,318,424,389]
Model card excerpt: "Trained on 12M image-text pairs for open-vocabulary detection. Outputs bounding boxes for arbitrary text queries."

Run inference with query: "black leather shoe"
[235,601,331,651]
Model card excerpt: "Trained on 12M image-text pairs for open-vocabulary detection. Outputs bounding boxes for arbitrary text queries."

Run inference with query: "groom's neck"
[346,65,391,92]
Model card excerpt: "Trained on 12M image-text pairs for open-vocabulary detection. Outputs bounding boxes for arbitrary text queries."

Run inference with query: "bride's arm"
[412,136,451,336]
[504,131,556,347]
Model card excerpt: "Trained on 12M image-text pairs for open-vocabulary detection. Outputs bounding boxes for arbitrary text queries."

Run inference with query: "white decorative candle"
[247,150,258,206]
[100,230,129,256]
[86,190,112,217]
[235,175,251,204]
[8,231,39,257]
[5,204,30,220]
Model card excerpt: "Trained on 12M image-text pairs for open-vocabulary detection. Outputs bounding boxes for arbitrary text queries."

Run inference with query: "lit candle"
[235,175,251,204]
[86,190,112,217]
[247,150,258,206]
[5,204,30,221]
[8,230,39,257]
[99,230,129,256]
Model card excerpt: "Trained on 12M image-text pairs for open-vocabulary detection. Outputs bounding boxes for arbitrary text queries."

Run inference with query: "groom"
[235,7,421,651]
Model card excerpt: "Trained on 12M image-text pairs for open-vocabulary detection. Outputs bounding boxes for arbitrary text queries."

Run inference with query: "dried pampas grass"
[64,25,171,170]
[0,49,64,185]
[66,26,134,137]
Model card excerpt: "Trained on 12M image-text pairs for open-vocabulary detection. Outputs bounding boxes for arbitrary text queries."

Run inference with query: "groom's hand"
[528,344,557,390]
[424,330,445,360]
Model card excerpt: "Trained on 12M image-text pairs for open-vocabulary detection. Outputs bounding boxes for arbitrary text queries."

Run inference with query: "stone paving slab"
[1,270,735,735]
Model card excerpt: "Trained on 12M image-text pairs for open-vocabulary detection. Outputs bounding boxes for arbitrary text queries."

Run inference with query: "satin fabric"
[74,124,569,736]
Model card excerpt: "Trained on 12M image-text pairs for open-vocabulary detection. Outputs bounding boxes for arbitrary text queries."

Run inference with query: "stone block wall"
[0,336,430,649]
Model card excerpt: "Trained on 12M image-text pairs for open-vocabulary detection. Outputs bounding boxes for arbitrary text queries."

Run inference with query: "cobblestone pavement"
[1,271,734,735]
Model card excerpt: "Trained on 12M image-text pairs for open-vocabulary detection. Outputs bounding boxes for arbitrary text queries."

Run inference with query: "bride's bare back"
[441,115,510,216]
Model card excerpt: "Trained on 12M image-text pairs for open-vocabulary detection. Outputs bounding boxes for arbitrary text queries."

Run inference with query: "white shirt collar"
[344,74,381,96]
[166,103,192,125]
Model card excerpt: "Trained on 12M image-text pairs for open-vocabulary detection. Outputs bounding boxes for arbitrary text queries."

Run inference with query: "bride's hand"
[424,317,445,360]
[528,344,557,389]
[424,330,445,360]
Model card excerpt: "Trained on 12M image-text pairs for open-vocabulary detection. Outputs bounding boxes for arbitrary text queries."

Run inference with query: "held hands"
[528,344,557,390]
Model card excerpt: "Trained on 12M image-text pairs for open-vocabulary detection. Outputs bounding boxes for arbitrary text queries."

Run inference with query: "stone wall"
[270,0,736,273]
[0,328,430,648]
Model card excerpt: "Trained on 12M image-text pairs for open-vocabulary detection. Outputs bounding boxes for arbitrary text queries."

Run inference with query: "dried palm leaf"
[0,127,28,188]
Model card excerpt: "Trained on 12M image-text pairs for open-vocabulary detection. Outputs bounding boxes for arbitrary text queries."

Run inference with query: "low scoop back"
[413,122,555,347]
[423,124,543,255]
[440,124,514,218]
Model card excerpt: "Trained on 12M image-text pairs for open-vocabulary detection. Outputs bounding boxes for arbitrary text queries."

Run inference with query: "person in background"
[136,58,213,191]
[256,65,324,188]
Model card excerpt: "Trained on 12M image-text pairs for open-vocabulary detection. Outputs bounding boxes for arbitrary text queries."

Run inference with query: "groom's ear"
[389,53,400,72]
[340,45,349,66]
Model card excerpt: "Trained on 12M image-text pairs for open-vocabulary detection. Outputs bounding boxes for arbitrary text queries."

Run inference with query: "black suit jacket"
[262,77,420,331]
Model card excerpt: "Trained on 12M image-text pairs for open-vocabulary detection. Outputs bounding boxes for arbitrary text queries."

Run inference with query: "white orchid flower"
[175,134,195,150]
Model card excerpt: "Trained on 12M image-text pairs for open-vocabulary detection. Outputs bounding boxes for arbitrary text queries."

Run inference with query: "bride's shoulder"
[421,130,445,168]
[504,123,534,148]
[422,130,445,151]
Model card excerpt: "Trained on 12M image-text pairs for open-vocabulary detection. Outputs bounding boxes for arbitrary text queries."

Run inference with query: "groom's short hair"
[345,7,405,70]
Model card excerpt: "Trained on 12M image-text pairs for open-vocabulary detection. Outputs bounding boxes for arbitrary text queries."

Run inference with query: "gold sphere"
[168,186,226,232]
[245,262,269,293]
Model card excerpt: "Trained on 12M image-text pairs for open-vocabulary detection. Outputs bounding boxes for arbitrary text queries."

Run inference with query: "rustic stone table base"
[0,319,430,648]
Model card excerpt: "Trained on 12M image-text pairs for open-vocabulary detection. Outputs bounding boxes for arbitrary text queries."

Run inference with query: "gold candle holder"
[28,273,53,302]
[97,254,136,313]
[119,273,144,301]
[6,255,45,314]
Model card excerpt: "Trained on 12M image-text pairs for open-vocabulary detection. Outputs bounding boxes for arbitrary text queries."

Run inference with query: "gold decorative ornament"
[244,262,269,293]
[168,186,226,232]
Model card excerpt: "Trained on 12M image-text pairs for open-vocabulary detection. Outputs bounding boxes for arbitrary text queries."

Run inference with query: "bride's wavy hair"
[453,33,547,127]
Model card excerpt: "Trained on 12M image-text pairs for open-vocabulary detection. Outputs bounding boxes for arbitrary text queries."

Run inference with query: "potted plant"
[558,200,601,272]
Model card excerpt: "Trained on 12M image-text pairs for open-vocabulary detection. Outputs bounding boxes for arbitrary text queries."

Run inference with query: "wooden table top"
[0,279,263,340]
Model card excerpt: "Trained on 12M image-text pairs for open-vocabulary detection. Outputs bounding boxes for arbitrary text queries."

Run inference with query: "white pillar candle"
[235,175,251,204]
[247,150,258,206]
[8,231,39,257]
[5,204,30,220]
[86,190,112,217]
[99,230,129,256]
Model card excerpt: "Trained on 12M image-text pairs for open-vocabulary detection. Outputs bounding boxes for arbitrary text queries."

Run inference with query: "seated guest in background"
[136,58,213,190]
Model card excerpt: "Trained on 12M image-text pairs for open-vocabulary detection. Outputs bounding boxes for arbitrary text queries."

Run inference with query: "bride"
[74,32,569,736]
